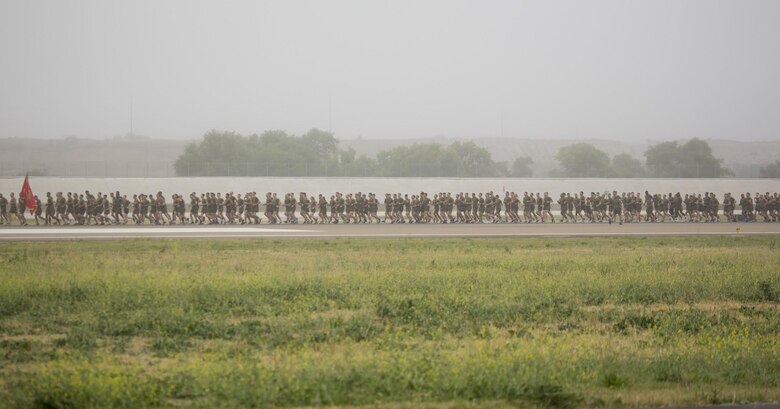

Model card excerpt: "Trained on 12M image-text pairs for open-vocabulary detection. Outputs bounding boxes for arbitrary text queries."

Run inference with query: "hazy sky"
[1,0,779,141]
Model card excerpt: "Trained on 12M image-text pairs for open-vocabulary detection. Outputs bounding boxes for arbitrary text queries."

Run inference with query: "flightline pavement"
[1,222,779,241]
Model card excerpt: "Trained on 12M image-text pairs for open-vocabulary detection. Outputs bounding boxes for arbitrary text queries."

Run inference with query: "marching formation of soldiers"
[1,189,779,226]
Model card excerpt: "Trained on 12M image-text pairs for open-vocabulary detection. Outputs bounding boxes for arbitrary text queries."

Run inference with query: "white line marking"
[0,227,319,235]
[0,231,778,241]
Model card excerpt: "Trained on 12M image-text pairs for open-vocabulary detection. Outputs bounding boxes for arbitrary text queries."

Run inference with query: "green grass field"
[1,236,779,408]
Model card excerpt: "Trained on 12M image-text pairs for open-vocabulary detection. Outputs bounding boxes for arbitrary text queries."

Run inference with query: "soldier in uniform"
[241,192,253,224]
[582,194,593,222]
[357,193,368,223]
[310,195,321,224]
[45,192,56,225]
[236,193,245,224]
[354,193,364,224]
[644,191,655,222]
[541,192,553,223]
[33,195,42,225]
[71,194,81,225]
[495,193,504,223]
[0,193,8,225]
[317,194,328,224]
[461,193,470,223]
[688,194,699,222]
[122,195,130,223]
[708,192,720,222]
[367,193,379,223]
[251,192,262,224]
[501,192,512,223]
[399,194,408,223]
[622,193,633,223]
[327,194,336,223]
[179,193,188,223]
[391,193,400,223]
[476,193,484,223]
[522,192,532,223]
[432,194,441,223]
[70,194,80,225]
[468,193,477,223]
[382,193,392,223]
[346,193,357,224]
[532,193,542,223]
[150,193,161,224]
[212,193,221,224]
[83,191,94,225]
[189,193,200,224]
[610,191,623,225]
[755,192,768,222]
[213,193,223,224]
[131,194,139,224]
[224,193,236,224]
[422,192,432,223]
[283,193,294,224]
[16,193,27,226]
[271,193,280,223]
[263,193,274,224]
[440,193,450,223]
[670,193,682,221]
[570,193,581,223]
[94,192,105,225]
[745,193,754,221]
[504,193,515,223]
[101,193,111,224]
[299,192,312,224]
[452,193,462,223]
[112,192,124,224]
[94,193,106,225]
[443,193,452,223]
[722,193,734,222]
[556,193,567,223]
[55,192,66,225]
[507,192,517,223]
[768,193,778,222]
[66,192,75,225]
[409,195,419,223]
[484,193,495,223]
[140,194,151,224]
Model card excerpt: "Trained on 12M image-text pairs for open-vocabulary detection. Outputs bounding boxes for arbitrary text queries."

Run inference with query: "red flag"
[20,173,37,215]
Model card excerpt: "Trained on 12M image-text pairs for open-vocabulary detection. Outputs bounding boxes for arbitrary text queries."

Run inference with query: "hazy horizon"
[2,0,779,141]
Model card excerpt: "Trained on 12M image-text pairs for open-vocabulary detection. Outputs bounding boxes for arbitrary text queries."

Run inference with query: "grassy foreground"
[1,236,779,409]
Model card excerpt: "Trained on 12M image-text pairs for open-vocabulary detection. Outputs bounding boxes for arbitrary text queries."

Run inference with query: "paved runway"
[1,222,779,240]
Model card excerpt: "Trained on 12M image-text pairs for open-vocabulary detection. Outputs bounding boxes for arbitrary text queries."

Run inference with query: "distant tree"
[554,143,611,177]
[511,157,534,177]
[336,147,380,177]
[301,128,338,159]
[644,138,732,178]
[759,160,780,178]
[643,141,680,178]
[174,129,341,176]
[375,141,507,177]
[447,141,508,177]
[174,129,509,177]
[377,143,449,177]
[610,154,645,177]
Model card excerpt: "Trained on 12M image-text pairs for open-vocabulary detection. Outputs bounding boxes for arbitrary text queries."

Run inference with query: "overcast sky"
[1,0,779,141]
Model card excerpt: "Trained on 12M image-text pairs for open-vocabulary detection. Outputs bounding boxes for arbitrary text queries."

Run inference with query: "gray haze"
[1,0,779,141]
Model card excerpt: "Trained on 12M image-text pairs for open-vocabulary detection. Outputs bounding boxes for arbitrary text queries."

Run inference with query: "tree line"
[552,138,737,178]
[175,129,768,178]
[174,129,532,177]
